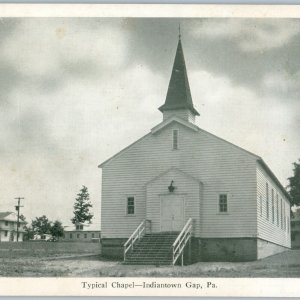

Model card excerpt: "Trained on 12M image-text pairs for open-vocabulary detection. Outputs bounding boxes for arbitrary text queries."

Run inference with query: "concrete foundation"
[197,238,257,262]
[257,238,289,259]
[101,238,127,258]
[101,237,289,262]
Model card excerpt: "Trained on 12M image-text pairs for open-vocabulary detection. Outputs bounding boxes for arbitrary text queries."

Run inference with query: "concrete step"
[124,231,179,265]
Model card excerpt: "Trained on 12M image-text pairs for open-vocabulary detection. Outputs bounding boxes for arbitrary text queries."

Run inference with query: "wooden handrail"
[172,218,193,265]
[123,219,151,261]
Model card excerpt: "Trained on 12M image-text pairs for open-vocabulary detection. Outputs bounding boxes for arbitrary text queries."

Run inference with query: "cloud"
[193,19,300,52]
[263,70,300,99]
[1,18,129,79]
[0,18,164,223]
[0,18,299,224]
[190,70,300,185]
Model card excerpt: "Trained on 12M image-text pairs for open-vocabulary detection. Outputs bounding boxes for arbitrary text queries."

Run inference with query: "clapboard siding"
[163,109,195,123]
[101,120,259,239]
[256,163,291,248]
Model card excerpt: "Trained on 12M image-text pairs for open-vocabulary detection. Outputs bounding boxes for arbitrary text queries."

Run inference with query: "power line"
[15,197,24,242]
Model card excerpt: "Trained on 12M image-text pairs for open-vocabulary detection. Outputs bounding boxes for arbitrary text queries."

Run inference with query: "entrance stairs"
[123,232,179,265]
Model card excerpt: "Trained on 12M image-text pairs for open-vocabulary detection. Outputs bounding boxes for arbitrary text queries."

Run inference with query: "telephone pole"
[15,197,24,242]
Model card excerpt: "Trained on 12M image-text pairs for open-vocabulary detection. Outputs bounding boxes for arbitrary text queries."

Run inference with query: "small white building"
[0,212,26,242]
[99,37,291,263]
[291,208,300,248]
[62,223,101,242]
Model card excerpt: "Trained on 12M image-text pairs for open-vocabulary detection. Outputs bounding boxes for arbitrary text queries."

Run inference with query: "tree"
[50,220,64,239]
[71,185,93,224]
[23,226,35,241]
[31,215,52,235]
[287,159,300,208]
[19,214,34,241]
[19,214,27,223]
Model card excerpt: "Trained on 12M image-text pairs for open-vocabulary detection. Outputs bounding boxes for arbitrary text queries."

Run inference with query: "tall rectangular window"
[173,130,178,150]
[219,194,228,213]
[280,198,283,229]
[127,197,135,215]
[276,194,279,226]
[70,233,73,239]
[4,231,8,237]
[271,189,274,223]
[266,183,269,220]
[77,233,80,239]
[259,195,263,217]
[5,221,8,226]
[283,202,286,231]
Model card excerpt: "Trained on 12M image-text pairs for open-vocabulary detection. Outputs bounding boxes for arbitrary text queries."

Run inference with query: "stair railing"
[172,218,193,266]
[124,219,151,261]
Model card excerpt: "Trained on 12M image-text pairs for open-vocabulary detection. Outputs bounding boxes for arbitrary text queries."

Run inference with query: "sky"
[0,18,299,226]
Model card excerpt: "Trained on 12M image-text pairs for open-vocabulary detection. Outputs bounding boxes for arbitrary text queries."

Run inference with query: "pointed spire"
[158,35,199,117]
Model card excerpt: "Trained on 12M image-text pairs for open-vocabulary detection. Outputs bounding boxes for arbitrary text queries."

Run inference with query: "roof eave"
[158,105,200,116]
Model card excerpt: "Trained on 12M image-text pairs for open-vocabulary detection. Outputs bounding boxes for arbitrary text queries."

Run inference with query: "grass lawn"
[1,242,300,277]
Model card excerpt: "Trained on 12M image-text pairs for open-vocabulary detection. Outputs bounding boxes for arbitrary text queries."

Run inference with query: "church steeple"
[159,34,199,123]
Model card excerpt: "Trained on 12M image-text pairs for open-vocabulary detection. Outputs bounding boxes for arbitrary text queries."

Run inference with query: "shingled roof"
[159,37,199,116]
[0,212,13,220]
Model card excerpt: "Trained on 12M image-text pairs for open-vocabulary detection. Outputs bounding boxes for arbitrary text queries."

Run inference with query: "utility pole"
[15,197,24,242]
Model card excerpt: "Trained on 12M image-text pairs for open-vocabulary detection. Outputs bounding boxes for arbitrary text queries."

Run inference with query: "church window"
[266,183,269,220]
[276,194,279,226]
[259,195,262,217]
[127,197,135,215]
[271,189,274,223]
[219,194,228,213]
[173,130,178,150]
[283,202,286,231]
[280,198,283,229]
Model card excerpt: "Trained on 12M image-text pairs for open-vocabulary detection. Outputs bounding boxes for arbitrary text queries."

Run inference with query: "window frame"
[283,202,286,231]
[172,129,179,150]
[266,183,269,220]
[276,193,279,226]
[280,198,283,229]
[218,193,228,214]
[271,188,274,223]
[259,195,263,217]
[126,196,135,216]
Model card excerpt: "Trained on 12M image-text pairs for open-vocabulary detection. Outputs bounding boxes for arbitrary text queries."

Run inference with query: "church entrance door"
[160,195,184,232]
